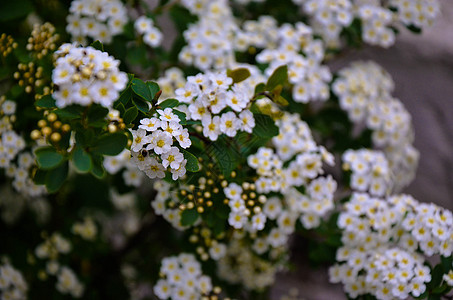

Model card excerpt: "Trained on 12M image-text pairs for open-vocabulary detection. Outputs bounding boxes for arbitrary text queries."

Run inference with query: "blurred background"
[273,0,453,298]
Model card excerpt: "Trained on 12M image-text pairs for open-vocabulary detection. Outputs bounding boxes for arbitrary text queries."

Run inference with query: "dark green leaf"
[117,86,132,107]
[33,169,48,185]
[159,99,179,109]
[132,98,150,113]
[73,146,92,173]
[146,81,159,99]
[266,65,288,91]
[35,147,65,170]
[180,209,199,226]
[45,161,68,193]
[254,83,266,96]
[132,79,159,102]
[441,256,453,273]
[173,110,186,125]
[227,68,251,84]
[87,105,109,127]
[181,149,200,172]
[90,40,104,51]
[91,133,128,156]
[429,264,444,289]
[123,106,138,124]
[35,95,56,108]
[0,0,33,21]
[91,155,106,178]
[252,114,279,138]
[55,105,84,120]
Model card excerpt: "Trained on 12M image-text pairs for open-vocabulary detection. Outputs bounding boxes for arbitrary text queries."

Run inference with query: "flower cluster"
[342,149,392,197]
[66,0,128,44]
[332,61,419,191]
[330,192,453,299]
[174,71,255,140]
[295,0,440,48]
[26,22,59,59]
[131,108,190,180]
[52,43,128,108]
[224,182,267,231]
[72,217,98,241]
[153,253,216,300]
[217,238,281,291]
[0,33,17,58]
[157,68,186,99]
[0,261,28,300]
[179,0,237,70]
[390,0,440,29]
[0,97,45,198]
[35,233,85,297]
[252,22,331,103]
[134,16,163,48]
[104,149,145,187]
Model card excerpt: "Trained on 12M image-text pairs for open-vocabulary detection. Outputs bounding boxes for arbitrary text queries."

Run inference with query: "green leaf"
[441,256,453,273]
[206,137,242,177]
[73,146,92,173]
[87,105,109,127]
[90,40,104,51]
[91,133,128,156]
[181,149,200,172]
[146,81,160,100]
[117,86,132,107]
[33,169,48,185]
[252,114,279,138]
[126,44,147,66]
[45,161,68,193]
[55,105,84,120]
[35,95,56,108]
[215,204,230,219]
[35,147,65,170]
[254,83,266,95]
[429,264,444,289]
[75,129,95,148]
[159,99,179,109]
[132,98,150,113]
[91,155,106,178]
[131,79,159,102]
[0,0,33,22]
[227,68,251,84]
[180,209,199,226]
[266,65,288,91]
[123,106,138,124]
[173,110,186,125]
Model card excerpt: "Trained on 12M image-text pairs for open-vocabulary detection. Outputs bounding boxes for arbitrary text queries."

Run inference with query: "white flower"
[224,183,242,200]
[219,111,240,137]
[157,108,181,123]
[161,147,184,169]
[251,213,267,231]
[202,115,221,141]
[144,157,166,179]
[176,129,192,149]
[238,110,255,133]
[143,27,163,47]
[170,159,187,180]
[131,129,149,152]
[228,211,246,229]
[139,117,161,132]
[148,131,173,155]
[135,16,153,34]
[209,243,226,260]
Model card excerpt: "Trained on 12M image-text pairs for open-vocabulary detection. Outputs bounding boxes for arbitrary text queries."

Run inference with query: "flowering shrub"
[0,0,451,299]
